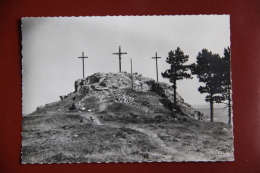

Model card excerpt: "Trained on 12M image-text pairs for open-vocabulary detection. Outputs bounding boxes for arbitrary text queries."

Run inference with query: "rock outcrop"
[59,72,207,121]
[73,73,182,100]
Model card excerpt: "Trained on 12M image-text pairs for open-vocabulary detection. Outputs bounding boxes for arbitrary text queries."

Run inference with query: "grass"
[22,114,167,163]
[22,88,234,163]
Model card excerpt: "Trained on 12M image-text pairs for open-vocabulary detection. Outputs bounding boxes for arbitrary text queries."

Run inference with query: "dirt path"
[128,125,177,156]
[102,121,177,157]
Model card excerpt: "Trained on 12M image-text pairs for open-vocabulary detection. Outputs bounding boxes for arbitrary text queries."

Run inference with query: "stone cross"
[78,52,88,78]
[113,46,127,72]
[152,52,161,81]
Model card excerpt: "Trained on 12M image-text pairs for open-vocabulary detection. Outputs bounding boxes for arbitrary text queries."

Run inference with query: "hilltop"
[22,72,234,163]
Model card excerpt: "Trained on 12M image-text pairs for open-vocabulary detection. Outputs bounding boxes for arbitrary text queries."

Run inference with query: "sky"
[22,15,230,115]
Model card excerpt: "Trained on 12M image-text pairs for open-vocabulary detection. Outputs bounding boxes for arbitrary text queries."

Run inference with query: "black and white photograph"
[21,15,233,163]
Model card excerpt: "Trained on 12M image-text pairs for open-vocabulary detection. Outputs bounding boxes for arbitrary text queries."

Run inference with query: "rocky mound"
[54,72,206,121]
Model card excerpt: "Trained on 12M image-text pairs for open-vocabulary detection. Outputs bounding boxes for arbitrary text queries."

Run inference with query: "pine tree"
[221,47,232,124]
[161,47,192,108]
[191,49,225,122]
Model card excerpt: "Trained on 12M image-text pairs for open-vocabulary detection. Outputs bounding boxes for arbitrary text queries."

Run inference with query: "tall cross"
[152,52,161,82]
[113,46,127,72]
[78,52,88,78]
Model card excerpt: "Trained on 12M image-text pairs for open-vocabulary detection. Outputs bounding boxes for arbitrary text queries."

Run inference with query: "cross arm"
[152,57,161,59]
[113,52,127,55]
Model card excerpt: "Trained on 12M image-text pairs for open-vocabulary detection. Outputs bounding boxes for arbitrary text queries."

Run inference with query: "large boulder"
[73,72,184,104]
[68,72,207,121]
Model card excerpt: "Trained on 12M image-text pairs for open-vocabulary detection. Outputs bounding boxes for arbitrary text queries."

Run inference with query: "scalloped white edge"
[21,15,234,164]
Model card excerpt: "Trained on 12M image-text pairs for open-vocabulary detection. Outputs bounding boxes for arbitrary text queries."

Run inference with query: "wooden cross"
[78,52,88,78]
[113,46,127,72]
[152,52,161,82]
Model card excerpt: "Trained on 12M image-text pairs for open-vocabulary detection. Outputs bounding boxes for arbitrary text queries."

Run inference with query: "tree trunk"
[210,94,214,122]
[228,84,231,124]
[173,79,177,108]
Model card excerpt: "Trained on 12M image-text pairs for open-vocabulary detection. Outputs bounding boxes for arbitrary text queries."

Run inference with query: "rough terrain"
[22,72,234,163]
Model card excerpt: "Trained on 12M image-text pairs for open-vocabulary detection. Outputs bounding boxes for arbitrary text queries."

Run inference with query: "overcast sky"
[22,15,230,115]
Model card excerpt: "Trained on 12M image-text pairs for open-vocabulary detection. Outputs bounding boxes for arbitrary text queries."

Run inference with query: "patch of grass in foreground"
[22,119,172,163]
[144,120,234,161]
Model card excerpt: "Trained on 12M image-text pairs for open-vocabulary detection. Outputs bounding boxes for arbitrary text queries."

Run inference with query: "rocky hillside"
[22,72,233,163]
[56,72,206,121]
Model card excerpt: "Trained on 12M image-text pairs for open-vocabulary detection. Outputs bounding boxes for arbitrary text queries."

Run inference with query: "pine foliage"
[162,47,192,107]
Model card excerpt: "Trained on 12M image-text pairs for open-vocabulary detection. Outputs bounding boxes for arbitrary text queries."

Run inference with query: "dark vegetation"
[161,47,193,108]
[161,46,232,123]
[191,47,232,123]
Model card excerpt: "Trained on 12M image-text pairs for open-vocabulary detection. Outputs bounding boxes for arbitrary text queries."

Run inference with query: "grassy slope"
[22,89,234,163]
